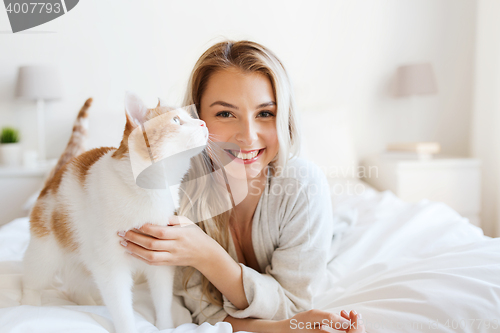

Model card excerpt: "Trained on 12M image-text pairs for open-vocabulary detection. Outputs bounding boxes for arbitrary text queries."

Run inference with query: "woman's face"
[199,68,279,181]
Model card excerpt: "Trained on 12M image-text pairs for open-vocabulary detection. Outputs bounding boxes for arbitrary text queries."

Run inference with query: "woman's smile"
[199,67,279,180]
[225,148,266,164]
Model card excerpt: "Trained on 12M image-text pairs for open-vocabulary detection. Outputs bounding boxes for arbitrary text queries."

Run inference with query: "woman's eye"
[216,111,233,118]
[258,111,275,118]
[173,117,181,124]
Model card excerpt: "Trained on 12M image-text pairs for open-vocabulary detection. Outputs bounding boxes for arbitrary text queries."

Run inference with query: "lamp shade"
[15,65,63,101]
[395,63,438,97]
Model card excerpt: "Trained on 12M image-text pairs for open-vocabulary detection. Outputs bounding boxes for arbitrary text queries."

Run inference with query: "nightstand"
[0,162,54,226]
[360,154,482,226]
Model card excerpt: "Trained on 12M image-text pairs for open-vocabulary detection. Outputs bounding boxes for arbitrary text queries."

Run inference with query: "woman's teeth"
[229,149,260,160]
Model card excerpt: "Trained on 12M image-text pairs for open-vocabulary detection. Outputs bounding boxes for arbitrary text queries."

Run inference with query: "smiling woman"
[120,40,365,333]
[208,97,275,165]
[199,68,280,179]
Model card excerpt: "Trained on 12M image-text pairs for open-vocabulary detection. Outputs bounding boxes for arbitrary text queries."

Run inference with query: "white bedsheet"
[1,185,499,333]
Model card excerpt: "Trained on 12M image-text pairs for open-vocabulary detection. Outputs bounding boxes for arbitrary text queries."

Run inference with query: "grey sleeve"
[173,266,229,325]
[222,173,334,320]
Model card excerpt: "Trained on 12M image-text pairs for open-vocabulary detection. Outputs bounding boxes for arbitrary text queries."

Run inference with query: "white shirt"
[173,157,335,325]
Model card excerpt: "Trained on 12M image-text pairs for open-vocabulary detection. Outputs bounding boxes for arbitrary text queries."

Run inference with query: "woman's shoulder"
[272,157,328,186]
[266,157,334,240]
[266,157,330,203]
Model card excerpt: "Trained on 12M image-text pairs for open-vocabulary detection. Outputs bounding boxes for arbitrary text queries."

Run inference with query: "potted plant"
[0,127,21,167]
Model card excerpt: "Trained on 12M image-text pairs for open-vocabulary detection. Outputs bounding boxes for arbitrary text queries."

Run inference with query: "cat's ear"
[124,91,148,127]
[156,97,168,108]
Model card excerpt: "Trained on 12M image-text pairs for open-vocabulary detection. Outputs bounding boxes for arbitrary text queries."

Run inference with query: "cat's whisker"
[204,143,225,169]
[208,133,223,140]
[184,134,196,149]
[177,186,194,212]
[200,147,221,175]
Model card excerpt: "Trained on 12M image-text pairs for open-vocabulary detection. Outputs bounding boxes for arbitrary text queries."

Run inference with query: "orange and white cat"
[21,92,208,333]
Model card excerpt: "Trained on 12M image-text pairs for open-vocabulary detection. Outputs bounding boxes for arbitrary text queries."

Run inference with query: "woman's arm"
[215,174,336,321]
[223,315,279,333]
[121,221,365,332]
[223,310,362,333]
[195,236,249,310]
[120,219,249,309]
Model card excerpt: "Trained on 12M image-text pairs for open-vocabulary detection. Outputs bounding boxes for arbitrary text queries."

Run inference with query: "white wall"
[471,0,500,237]
[0,0,476,164]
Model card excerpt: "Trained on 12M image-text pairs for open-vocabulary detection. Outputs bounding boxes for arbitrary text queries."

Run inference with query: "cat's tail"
[43,98,93,186]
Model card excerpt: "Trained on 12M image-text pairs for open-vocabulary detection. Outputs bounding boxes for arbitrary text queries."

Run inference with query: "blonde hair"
[178,39,301,309]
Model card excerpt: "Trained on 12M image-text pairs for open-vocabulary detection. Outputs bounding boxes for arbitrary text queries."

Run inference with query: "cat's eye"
[172,116,181,125]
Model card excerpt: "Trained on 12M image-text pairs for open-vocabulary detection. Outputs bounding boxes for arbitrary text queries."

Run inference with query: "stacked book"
[383,142,441,160]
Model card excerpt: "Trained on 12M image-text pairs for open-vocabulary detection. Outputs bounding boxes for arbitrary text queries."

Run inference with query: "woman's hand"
[275,309,365,333]
[117,216,217,269]
[340,310,365,333]
[120,216,249,309]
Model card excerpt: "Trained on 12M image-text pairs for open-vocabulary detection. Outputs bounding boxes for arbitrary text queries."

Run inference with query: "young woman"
[118,40,365,333]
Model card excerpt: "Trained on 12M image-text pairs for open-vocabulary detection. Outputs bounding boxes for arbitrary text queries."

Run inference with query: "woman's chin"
[223,161,264,181]
[223,161,249,180]
[245,163,266,180]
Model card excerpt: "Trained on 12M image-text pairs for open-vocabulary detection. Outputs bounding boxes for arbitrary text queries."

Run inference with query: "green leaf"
[0,127,20,144]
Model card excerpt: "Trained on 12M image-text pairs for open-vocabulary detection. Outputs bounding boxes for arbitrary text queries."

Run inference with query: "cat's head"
[112,92,208,164]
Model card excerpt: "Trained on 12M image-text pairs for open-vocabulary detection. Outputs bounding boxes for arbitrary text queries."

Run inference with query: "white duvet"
[0,184,499,333]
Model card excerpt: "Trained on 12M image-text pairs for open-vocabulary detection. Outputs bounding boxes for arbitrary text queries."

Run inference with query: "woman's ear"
[125,91,148,127]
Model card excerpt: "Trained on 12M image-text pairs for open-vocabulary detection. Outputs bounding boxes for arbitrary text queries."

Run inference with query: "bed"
[1,177,499,332]
[1,108,499,332]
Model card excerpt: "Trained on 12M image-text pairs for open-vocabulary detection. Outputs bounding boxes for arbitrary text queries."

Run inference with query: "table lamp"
[395,63,438,97]
[389,63,439,159]
[15,65,63,163]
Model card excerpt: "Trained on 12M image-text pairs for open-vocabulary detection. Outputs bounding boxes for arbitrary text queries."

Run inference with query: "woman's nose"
[235,120,258,145]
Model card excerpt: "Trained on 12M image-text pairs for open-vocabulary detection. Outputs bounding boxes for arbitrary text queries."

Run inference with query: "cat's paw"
[21,289,42,306]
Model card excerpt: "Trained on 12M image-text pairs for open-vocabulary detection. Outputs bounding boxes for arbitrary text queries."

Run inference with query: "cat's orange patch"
[39,163,70,198]
[79,98,92,118]
[51,208,78,252]
[112,113,136,159]
[29,98,93,250]
[144,115,180,162]
[44,98,93,186]
[30,202,50,237]
[112,106,177,160]
[73,147,115,184]
[146,106,175,120]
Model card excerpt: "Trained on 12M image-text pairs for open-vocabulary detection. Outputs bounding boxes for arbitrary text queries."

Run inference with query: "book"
[380,151,435,160]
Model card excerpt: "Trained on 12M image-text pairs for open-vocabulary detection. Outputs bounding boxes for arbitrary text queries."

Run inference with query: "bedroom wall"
[471,0,500,237]
[0,0,476,165]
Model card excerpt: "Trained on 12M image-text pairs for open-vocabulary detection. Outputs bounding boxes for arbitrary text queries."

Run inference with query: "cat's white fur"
[22,92,208,333]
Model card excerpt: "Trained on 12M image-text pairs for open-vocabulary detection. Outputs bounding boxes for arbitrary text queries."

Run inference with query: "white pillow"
[298,107,358,179]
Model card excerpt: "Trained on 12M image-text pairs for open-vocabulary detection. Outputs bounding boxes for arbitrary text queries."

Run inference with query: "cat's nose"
[199,120,206,127]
